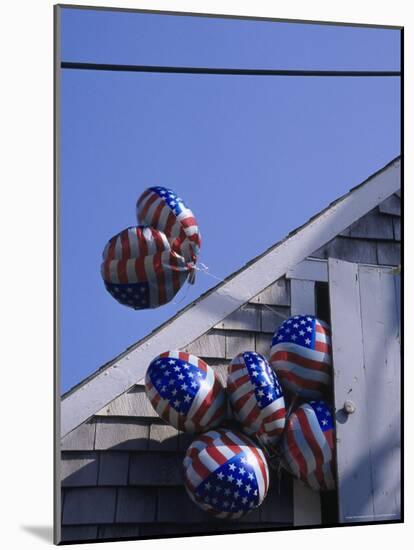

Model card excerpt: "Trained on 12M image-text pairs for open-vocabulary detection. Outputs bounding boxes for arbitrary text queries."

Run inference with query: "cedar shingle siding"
[61,192,400,542]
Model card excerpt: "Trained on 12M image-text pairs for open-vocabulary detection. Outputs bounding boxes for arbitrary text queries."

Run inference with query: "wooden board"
[379,194,401,216]
[116,487,157,523]
[96,386,158,418]
[225,331,255,359]
[393,218,401,241]
[290,278,322,526]
[328,259,374,522]
[94,418,149,451]
[249,277,290,306]
[328,259,401,522]
[290,279,316,317]
[98,452,129,486]
[358,265,401,520]
[287,259,328,282]
[129,453,184,486]
[377,242,401,266]
[184,330,226,358]
[312,237,378,265]
[62,488,117,525]
[346,208,394,240]
[61,452,99,487]
[214,304,261,332]
[61,420,96,451]
[261,305,289,333]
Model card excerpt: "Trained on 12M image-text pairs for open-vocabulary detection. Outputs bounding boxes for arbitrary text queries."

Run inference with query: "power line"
[61,62,400,77]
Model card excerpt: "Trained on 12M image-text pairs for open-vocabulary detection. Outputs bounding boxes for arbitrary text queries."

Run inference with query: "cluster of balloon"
[101,186,200,309]
[268,314,336,492]
[183,428,269,518]
[227,352,286,448]
[143,317,336,519]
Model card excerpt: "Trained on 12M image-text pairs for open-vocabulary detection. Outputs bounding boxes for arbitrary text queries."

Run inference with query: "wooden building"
[59,157,401,543]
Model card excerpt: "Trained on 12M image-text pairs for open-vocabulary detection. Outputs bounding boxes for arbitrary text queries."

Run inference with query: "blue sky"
[60,7,400,393]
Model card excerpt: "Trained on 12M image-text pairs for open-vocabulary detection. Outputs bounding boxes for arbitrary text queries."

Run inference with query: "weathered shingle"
[312,237,378,264]
[129,452,184,486]
[116,487,157,523]
[184,330,226,358]
[61,452,99,487]
[377,242,401,266]
[379,194,401,216]
[261,306,289,333]
[250,277,290,306]
[214,304,261,332]
[95,418,149,451]
[96,386,158,418]
[157,487,208,523]
[148,423,180,451]
[61,420,96,451]
[62,488,116,525]
[346,208,394,240]
[226,331,255,359]
[393,217,401,241]
[98,452,129,486]
[255,333,273,358]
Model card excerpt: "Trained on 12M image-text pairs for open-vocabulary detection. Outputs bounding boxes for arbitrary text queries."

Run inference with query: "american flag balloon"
[270,315,332,399]
[145,351,226,433]
[136,186,201,264]
[101,226,191,309]
[183,428,269,519]
[227,352,286,447]
[280,400,336,492]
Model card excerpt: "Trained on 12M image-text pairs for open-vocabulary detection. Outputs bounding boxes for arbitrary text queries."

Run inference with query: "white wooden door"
[328,259,401,523]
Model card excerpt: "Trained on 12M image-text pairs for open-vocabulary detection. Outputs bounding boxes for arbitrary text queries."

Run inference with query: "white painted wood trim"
[61,159,400,436]
[328,259,373,522]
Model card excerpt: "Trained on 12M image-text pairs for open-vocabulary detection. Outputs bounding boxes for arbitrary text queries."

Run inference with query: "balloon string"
[162,260,290,319]
[193,262,289,319]
[170,278,194,306]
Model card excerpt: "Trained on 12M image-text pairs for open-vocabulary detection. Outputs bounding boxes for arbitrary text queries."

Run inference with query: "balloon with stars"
[101,225,192,310]
[136,186,201,264]
[145,351,227,433]
[227,352,286,447]
[183,428,269,518]
[270,314,332,399]
[280,400,336,492]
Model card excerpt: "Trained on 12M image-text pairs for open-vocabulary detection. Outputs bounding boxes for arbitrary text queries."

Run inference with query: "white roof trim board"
[61,158,401,437]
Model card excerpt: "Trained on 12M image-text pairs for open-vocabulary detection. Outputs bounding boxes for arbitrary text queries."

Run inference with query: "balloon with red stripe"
[145,351,226,433]
[270,315,332,399]
[227,352,286,447]
[101,226,192,309]
[281,400,336,492]
[136,186,201,264]
[183,428,270,518]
